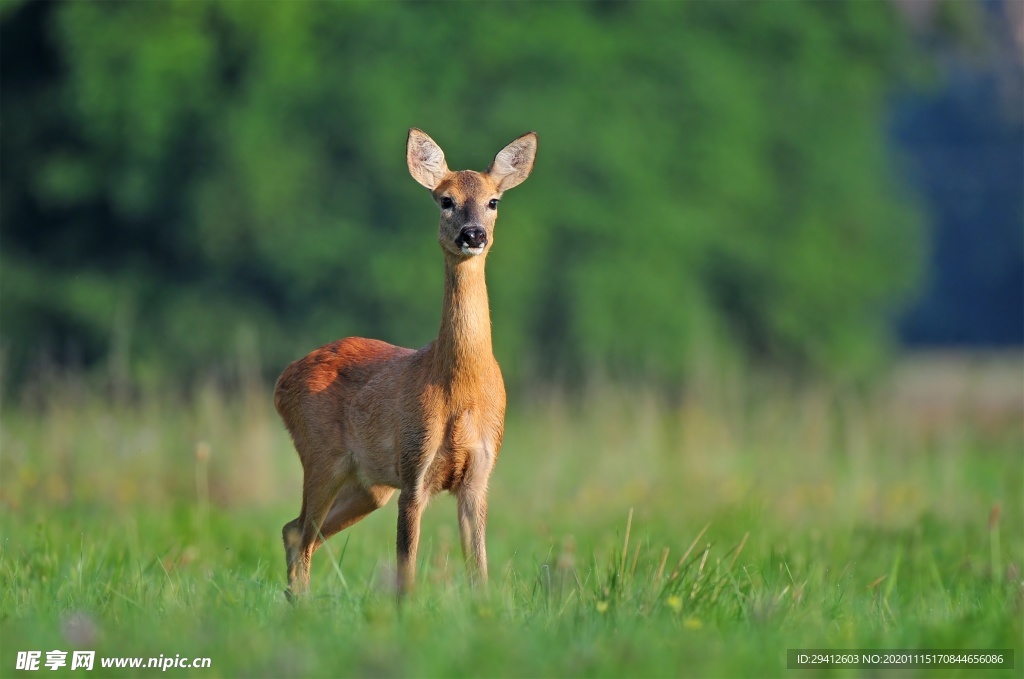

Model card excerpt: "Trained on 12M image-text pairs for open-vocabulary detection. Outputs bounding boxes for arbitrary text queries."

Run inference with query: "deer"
[273,128,538,600]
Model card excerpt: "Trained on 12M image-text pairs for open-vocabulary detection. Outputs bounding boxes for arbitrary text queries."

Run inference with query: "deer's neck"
[431,255,494,394]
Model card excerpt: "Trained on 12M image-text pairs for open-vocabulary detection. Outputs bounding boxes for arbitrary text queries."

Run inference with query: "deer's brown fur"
[274,128,537,598]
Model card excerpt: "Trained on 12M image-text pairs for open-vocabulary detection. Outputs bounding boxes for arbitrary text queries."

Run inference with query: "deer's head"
[407,129,537,259]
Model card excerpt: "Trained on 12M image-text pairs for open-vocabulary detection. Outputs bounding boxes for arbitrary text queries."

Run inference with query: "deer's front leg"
[456,445,495,587]
[396,489,425,595]
[457,486,488,587]
[395,427,436,596]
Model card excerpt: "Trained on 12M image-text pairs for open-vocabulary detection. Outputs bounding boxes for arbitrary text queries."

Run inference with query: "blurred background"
[2,0,1020,394]
[0,5,1021,671]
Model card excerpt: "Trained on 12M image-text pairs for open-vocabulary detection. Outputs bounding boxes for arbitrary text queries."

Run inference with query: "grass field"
[1,354,1021,677]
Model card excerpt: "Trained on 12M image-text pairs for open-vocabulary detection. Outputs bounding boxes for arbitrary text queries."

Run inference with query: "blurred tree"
[892,0,1024,348]
[1,0,923,387]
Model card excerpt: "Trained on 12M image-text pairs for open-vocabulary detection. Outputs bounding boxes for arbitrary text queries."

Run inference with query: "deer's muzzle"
[455,226,487,255]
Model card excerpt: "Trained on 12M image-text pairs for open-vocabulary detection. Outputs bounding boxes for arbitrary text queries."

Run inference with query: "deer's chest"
[423,407,502,495]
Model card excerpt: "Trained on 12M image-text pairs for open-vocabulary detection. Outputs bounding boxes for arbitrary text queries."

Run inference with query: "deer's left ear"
[487,132,537,192]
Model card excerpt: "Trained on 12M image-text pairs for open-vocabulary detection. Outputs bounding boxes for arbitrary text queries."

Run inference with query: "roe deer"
[274,128,538,599]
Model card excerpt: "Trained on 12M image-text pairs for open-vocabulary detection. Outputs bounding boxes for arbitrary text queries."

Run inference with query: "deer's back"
[273,337,415,439]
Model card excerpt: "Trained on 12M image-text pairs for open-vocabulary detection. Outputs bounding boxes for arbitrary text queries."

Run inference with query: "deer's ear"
[407,128,449,189]
[487,131,537,192]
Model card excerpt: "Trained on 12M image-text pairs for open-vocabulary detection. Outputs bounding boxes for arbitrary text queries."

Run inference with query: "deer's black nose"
[456,226,487,249]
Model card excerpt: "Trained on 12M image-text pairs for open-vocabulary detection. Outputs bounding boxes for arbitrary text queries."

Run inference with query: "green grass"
[1,359,1021,677]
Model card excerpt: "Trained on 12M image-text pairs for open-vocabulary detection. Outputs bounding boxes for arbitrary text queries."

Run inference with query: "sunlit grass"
[1,355,1021,677]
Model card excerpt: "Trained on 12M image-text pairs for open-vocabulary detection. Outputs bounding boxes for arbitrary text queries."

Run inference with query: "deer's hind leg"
[283,451,351,601]
[317,481,395,544]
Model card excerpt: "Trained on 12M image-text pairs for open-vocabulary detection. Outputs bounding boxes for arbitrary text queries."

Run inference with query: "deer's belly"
[348,435,402,489]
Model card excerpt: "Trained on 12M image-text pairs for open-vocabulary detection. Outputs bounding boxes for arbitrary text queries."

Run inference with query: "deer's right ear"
[407,128,449,190]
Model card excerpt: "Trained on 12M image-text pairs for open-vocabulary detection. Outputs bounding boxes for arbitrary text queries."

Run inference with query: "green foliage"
[2,1,923,383]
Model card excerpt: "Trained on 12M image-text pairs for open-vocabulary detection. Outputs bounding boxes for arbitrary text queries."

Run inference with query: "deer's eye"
[487,199,499,210]
[440,196,454,210]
